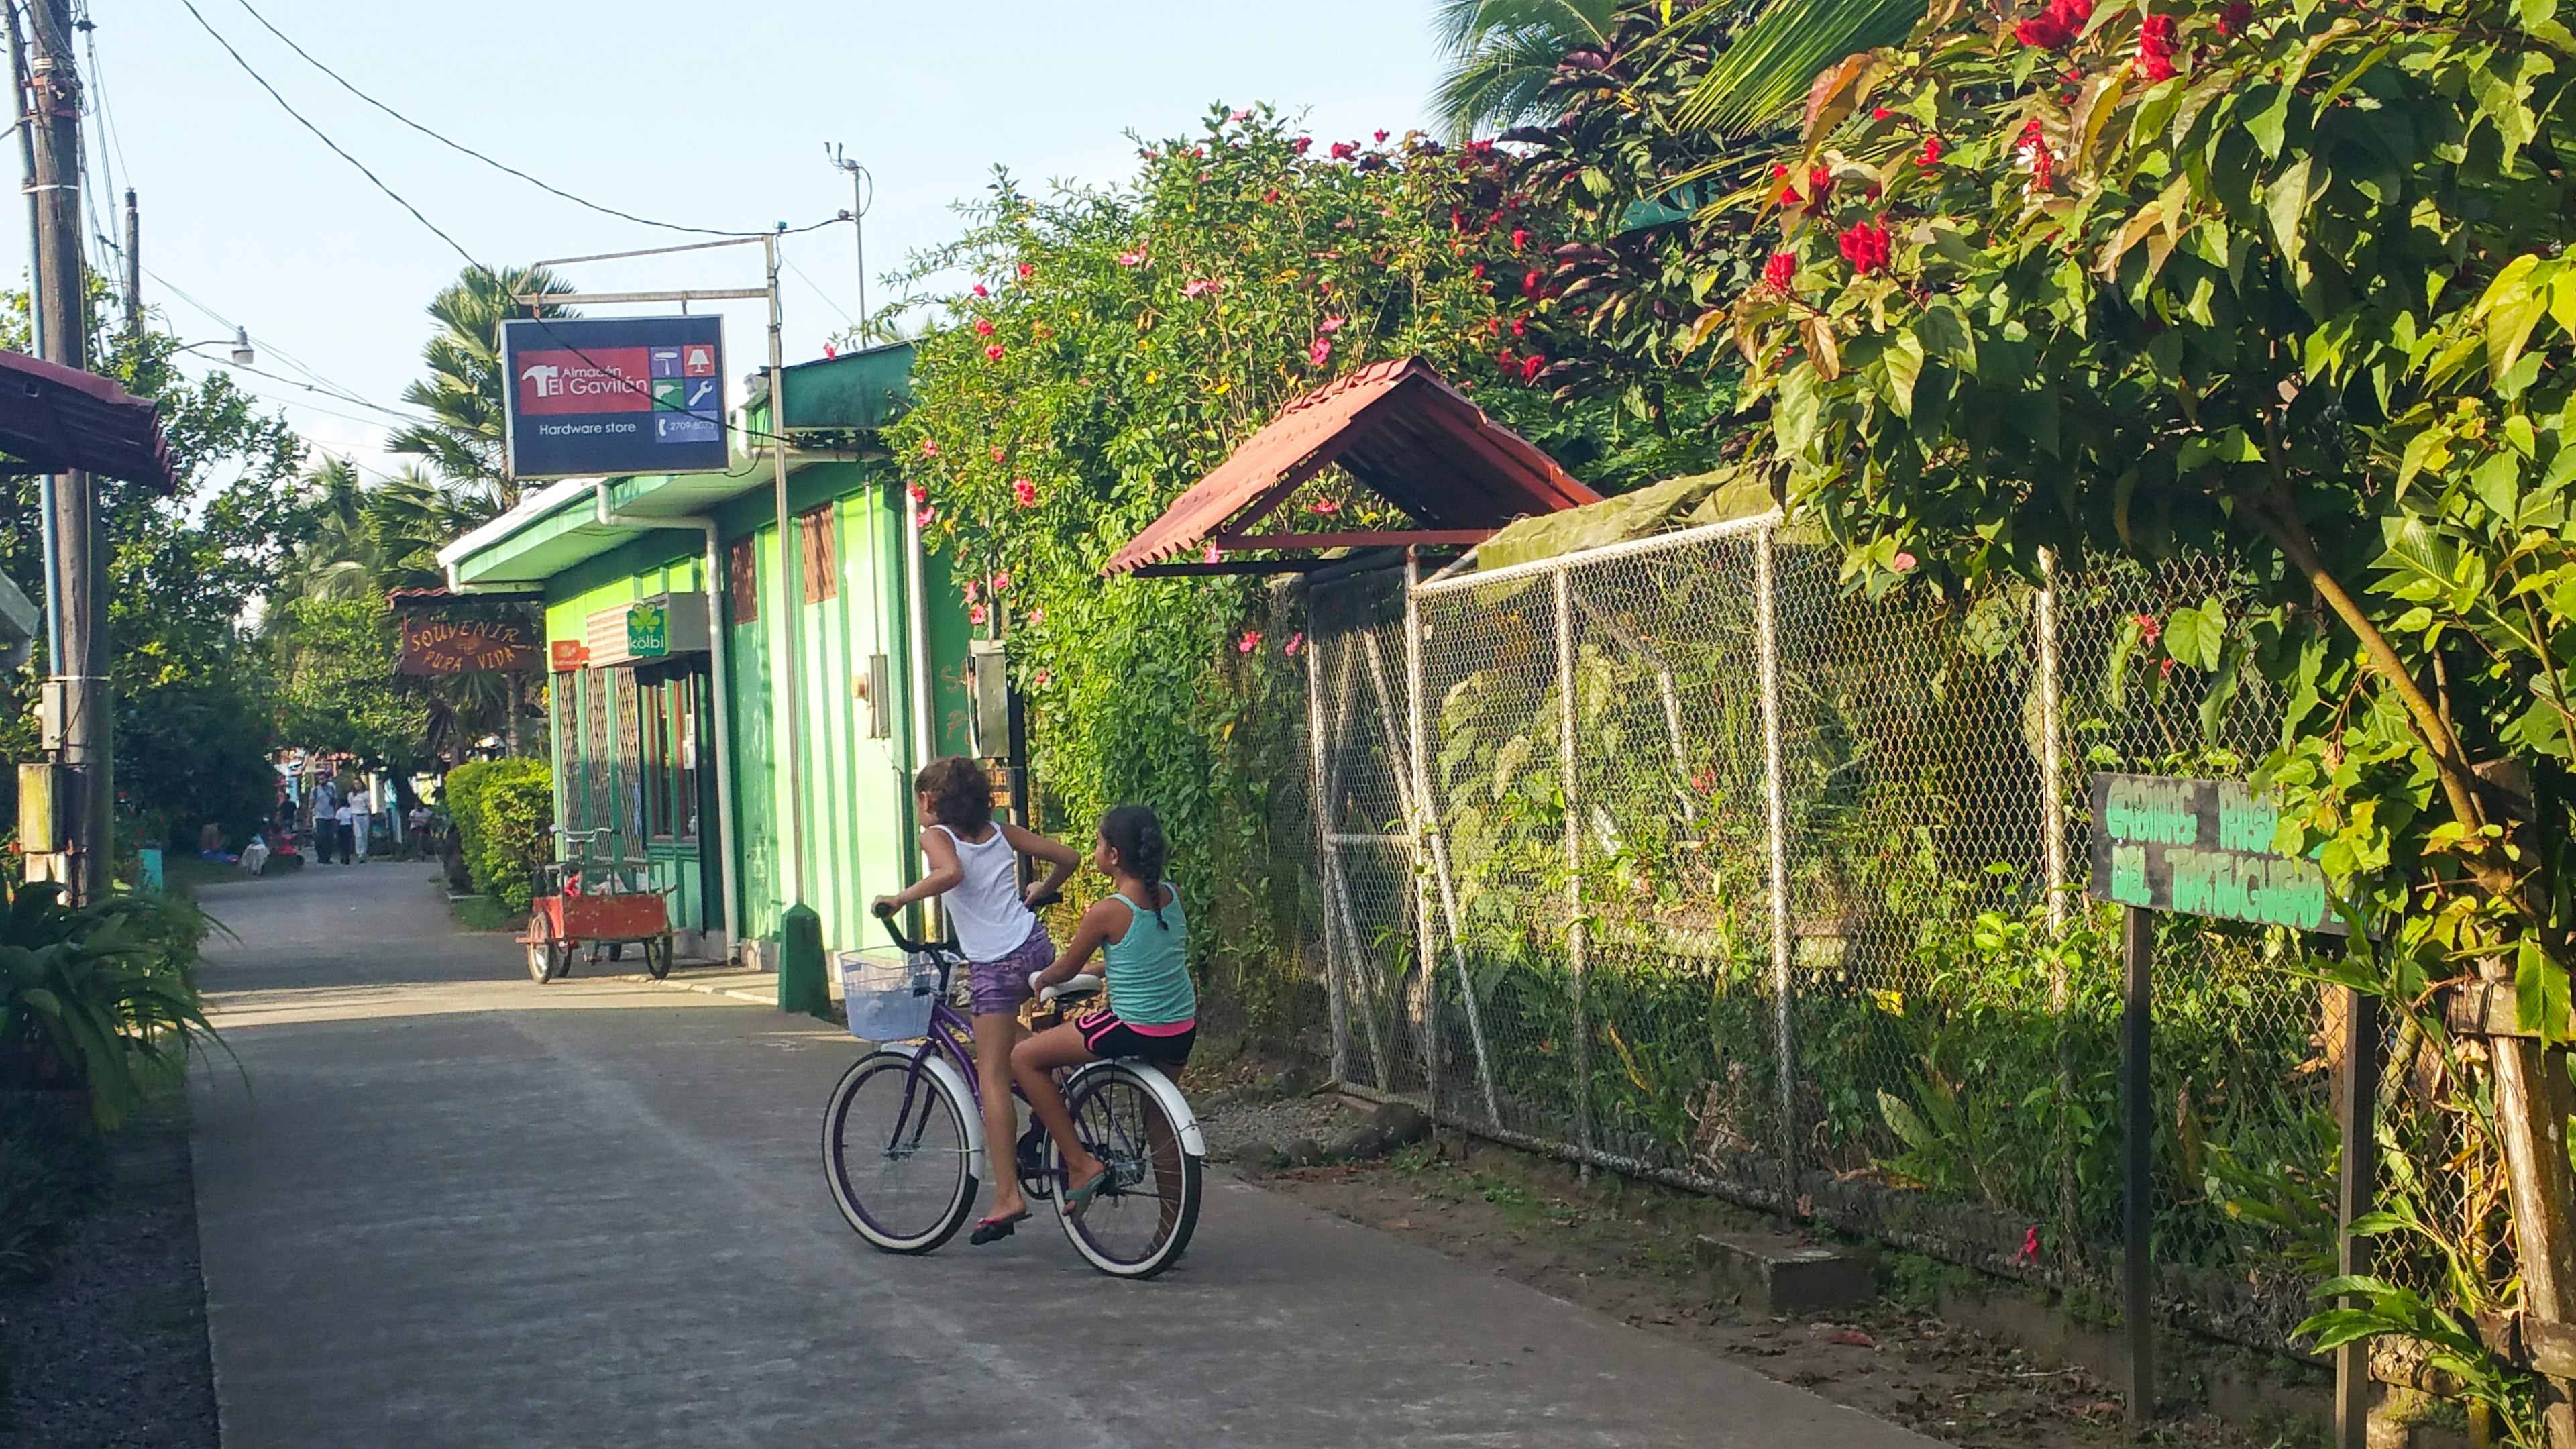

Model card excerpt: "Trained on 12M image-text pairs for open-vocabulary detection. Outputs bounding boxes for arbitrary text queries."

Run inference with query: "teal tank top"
[1102,883,1195,1026]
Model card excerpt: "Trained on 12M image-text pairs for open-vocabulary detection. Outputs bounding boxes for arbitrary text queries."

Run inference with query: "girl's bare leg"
[972,1010,1026,1220]
[1011,1024,1105,1190]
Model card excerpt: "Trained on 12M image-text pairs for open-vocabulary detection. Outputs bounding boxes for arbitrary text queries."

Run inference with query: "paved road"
[189,863,1939,1448]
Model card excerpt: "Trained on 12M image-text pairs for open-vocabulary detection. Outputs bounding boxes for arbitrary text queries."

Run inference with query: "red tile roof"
[0,350,176,492]
[1102,357,1599,576]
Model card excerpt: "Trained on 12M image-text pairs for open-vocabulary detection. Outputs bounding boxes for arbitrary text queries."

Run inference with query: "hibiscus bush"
[1710,0,2576,1420]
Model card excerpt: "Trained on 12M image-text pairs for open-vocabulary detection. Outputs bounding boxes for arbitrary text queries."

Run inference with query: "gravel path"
[0,1116,217,1448]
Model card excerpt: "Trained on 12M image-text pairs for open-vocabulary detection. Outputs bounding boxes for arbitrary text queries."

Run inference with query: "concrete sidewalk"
[189,864,1942,1448]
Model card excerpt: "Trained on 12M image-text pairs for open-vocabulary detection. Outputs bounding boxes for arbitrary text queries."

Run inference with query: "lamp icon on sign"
[683,345,715,376]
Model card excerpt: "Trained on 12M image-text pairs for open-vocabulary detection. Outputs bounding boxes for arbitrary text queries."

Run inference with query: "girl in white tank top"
[871,757,1081,1239]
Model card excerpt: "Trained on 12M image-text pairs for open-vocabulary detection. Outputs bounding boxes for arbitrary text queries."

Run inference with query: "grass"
[158,851,301,896]
[449,894,519,934]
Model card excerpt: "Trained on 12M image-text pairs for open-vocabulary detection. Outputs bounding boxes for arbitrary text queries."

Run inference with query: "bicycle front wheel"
[824,1050,976,1254]
[1053,1063,1201,1279]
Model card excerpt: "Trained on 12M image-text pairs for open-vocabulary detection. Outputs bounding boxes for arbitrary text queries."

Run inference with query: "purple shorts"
[969,922,1054,1016]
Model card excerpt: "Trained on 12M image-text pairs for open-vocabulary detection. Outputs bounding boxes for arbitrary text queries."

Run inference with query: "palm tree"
[1432,0,1623,139]
[1668,0,1927,138]
[387,265,576,511]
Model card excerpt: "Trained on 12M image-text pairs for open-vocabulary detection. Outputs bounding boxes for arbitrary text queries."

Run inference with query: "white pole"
[1754,523,1795,1203]
[1305,621,1350,1085]
[2037,549,2070,942]
[766,231,806,908]
[1555,567,1592,1176]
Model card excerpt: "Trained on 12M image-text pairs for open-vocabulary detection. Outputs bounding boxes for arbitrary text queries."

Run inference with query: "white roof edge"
[435,476,603,569]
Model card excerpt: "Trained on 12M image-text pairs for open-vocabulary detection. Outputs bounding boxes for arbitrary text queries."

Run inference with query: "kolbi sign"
[2086,773,2346,934]
[502,316,728,479]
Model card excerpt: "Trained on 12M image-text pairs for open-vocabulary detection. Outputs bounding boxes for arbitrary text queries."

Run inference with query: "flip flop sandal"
[969,1210,1029,1245]
[1062,1168,1112,1220]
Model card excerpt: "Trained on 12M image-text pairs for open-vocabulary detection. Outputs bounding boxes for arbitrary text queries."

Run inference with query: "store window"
[639,671,700,843]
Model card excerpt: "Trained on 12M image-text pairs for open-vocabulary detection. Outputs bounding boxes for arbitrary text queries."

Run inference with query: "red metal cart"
[524,830,675,983]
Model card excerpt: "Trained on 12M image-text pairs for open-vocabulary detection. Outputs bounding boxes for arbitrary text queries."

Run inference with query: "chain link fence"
[1283,516,2363,1355]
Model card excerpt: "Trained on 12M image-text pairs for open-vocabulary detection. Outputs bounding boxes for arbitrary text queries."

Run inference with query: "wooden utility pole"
[20,0,105,900]
[122,189,139,340]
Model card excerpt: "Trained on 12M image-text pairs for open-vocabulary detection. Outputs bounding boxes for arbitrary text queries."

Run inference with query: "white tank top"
[932,824,1036,963]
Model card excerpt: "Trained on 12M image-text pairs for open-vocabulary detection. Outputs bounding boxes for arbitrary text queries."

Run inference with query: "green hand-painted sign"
[626,600,669,659]
[2087,773,2346,934]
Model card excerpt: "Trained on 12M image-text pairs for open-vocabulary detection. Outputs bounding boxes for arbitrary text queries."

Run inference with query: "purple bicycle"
[822,903,1205,1279]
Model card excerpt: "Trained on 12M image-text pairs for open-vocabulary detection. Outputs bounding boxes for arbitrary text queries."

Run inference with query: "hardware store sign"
[502,315,727,478]
[2087,773,2346,934]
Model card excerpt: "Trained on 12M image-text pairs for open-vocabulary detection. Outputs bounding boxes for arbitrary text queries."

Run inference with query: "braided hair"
[1099,804,1171,929]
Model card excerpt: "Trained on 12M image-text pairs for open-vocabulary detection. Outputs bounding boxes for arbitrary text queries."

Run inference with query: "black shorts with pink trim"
[1075,1007,1196,1067]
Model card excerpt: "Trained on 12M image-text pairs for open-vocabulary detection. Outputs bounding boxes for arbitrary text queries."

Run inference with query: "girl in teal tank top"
[1014,806,1195,1216]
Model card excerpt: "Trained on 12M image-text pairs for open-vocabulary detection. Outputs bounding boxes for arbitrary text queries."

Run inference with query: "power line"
[177,0,482,272]
[783,254,856,327]
[226,0,766,240]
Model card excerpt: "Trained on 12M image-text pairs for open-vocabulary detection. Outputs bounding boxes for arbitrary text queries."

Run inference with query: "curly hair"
[912,756,993,833]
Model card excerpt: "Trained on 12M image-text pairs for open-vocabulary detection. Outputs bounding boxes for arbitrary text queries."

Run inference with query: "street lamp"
[174,327,254,367]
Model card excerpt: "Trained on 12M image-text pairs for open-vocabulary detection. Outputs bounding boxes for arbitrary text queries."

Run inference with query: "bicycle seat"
[1038,973,1103,1004]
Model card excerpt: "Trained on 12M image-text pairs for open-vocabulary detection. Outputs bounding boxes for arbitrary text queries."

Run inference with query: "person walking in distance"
[310,777,337,865]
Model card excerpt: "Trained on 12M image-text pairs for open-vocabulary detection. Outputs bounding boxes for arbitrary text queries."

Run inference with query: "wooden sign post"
[2087,774,2354,1438]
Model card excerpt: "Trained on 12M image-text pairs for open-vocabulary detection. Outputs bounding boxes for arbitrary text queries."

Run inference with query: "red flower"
[2014,0,2092,48]
[1283,631,1305,657]
[973,317,995,336]
[1519,354,1544,383]
[1290,136,1311,154]
[1511,227,1529,250]
[1837,219,1892,273]
[2134,612,2163,643]
[1373,129,1389,143]
[2019,1226,2041,1264]
[1012,478,1036,507]
[1497,347,1517,372]
[1523,268,1544,295]
[1236,631,1262,655]
[969,603,988,626]
[1309,337,1332,367]
[1917,136,1945,168]
[1809,165,1834,200]
[989,446,1006,462]
[1871,106,1894,121]
[2216,0,2252,32]
[2135,12,2180,80]
[907,483,927,504]
[1470,263,1486,278]
[1509,317,1526,338]
[919,439,940,458]
[1305,498,1342,515]
[1264,188,1281,203]
[1330,140,1358,160]
[1016,262,1034,281]
[971,284,989,299]
[1763,251,1798,289]
[984,343,1006,361]
[2016,119,2057,190]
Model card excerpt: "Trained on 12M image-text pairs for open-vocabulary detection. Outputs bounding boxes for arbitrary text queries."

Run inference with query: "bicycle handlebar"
[872,890,1063,957]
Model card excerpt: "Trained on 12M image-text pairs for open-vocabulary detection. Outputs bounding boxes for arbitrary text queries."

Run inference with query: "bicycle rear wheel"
[824,1050,976,1253]
[1053,1063,1201,1279]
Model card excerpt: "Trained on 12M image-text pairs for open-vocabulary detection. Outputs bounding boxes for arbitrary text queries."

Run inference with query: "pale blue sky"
[50,1,1448,479]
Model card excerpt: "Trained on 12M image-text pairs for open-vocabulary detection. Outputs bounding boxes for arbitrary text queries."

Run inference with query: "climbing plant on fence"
[887,108,1703,1032]
[1703,0,2576,1421]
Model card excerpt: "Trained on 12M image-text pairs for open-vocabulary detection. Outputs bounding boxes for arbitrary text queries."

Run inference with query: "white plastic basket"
[839,951,938,1042]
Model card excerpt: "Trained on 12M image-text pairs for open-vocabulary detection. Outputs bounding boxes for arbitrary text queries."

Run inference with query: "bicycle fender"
[910,1051,989,1183]
[1072,1060,1205,1157]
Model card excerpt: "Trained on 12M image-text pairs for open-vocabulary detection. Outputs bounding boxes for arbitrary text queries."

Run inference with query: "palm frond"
[1432,0,1625,139]
[1672,0,1926,137]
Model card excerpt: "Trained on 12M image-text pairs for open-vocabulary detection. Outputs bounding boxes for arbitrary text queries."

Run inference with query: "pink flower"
[2133,612,2163,643]
[1017,262,1035,281]
[1309,337,1332,366]
[1117,250,1148,267]
[1228,107,1252,123]
[985,343,1006,361]
[1320,315,1345,334]
[915,505,935,527]
[1330,140,1358,160]
[2019,1226,2041,1264]
[907,483,928,504]
[1763,252,1797,290]
[920,439,940,458]
[1034,667,1053,687]
[1306,498,1341,515]
[1373,129,1388,143]
[1203,542,1222,564]
[1012,478,1036,507]
[971,284,989,299]
[970,603,988,625]
[1263,187,1281,203]
[1237,631,1263,654]
[1892,551,1917,572]
[1028,608,1043,625]
[963,579,979,604]
[973,318,995,336]
[994,572,1013,592]
[1284,631,1305,656]
[989,446,1006,462]
[1183,278,1220,298]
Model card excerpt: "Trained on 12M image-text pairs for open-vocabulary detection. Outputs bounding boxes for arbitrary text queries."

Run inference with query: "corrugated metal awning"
[0,349,178,492]
[1101,357,1599,577]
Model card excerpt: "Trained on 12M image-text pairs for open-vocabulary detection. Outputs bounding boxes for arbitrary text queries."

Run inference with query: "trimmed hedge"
[444,757,553,915]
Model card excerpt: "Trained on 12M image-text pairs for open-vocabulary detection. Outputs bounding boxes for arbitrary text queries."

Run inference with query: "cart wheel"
[526,924,566,985]
[646,934,674,981]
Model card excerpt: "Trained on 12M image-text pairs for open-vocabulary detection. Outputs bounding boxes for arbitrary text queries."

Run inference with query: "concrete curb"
[619,969,777,1008]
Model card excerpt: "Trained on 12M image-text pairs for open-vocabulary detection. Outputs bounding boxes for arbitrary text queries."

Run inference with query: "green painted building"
[438,343,973,967]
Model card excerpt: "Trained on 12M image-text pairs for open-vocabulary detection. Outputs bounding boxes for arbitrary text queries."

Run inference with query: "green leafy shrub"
[444,757,553,914]
[0,881,215,1130]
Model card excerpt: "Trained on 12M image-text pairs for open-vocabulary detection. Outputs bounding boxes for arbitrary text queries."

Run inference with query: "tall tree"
[386,265,575,511]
